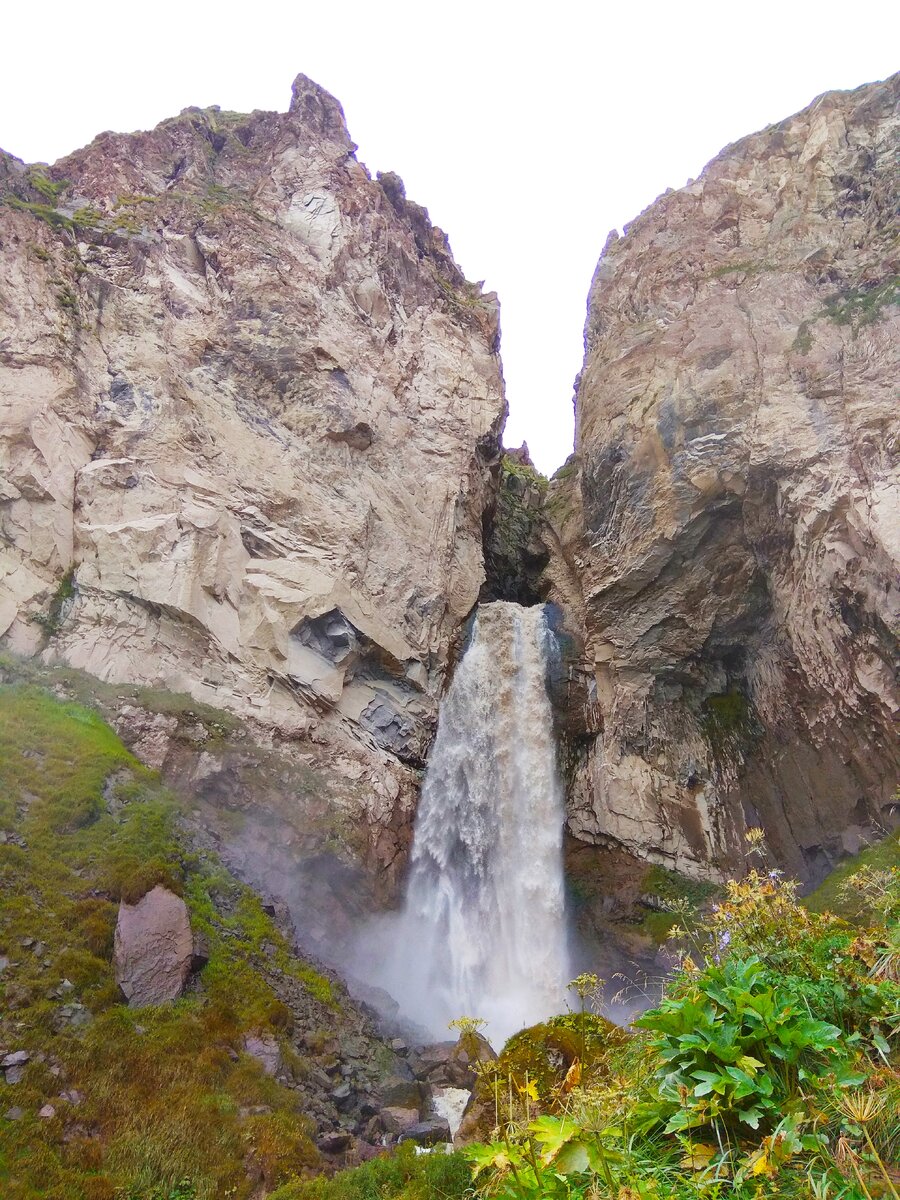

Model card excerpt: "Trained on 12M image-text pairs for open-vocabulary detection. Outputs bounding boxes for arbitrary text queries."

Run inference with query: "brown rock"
[114,885,193,1006]
[378,1106,420,1134]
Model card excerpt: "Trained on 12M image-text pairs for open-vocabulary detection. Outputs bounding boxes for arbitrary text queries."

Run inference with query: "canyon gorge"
[0,64,897,1195]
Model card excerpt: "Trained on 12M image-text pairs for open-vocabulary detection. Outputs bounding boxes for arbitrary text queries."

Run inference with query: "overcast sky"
[4,3,896,472]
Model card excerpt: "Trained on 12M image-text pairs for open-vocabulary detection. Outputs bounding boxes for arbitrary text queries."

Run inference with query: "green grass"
[268,1143,473,1200]
[0,684,341,1199]
[803,827,900,920]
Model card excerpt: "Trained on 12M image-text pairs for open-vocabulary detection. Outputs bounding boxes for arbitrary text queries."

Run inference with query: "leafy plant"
[636,955,859,1135]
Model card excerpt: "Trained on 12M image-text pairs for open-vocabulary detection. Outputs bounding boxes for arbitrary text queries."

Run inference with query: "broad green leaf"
[529,1115,577,1158]
[554,1140,590,1175]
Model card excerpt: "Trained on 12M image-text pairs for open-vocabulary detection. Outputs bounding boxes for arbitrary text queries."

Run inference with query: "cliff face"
[0,76,505,893]
[550,74,899,883]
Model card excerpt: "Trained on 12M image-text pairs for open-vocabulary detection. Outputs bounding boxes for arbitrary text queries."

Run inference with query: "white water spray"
[360,601,570,1046]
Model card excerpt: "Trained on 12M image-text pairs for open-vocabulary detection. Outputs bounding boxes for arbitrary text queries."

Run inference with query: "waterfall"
[362,601,570,1046]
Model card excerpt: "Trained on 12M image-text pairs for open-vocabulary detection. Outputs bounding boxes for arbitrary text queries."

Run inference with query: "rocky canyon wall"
[547,73,899,884]
[2,68,897,922]
[0,75,505,913]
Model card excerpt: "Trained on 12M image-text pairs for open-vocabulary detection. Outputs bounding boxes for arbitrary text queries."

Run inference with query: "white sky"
[3,2,897,472]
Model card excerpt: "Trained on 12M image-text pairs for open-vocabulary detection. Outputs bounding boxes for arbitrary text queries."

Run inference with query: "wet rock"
[317,1130,352,1153]
[397,1117,452,1146]
[378,1076,426,1112]
[191,931,210,971]
[114,885,193,1006]
[411,1036,494,1088]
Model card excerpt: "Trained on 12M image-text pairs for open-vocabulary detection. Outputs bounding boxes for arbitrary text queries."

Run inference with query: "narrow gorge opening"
[352,600,571,1045]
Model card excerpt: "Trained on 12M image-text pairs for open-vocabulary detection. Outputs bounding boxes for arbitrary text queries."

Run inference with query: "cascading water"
[359,601,570,1046]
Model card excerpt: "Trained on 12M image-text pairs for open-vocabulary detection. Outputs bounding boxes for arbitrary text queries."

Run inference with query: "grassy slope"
[803,828,900,919]
[0,684,337,1200]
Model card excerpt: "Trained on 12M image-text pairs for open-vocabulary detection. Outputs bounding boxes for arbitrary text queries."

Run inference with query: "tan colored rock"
[114,885,193,1005]
[549,73,900,882]
[0,75,505,873]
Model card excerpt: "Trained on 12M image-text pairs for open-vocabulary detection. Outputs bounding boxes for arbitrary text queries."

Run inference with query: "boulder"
[113,885,193,1006]
[411,1034,495,1088]
[378,1106,420,1134]
[377,1075,426,1112]
[397,1117,452,1146]
[317,1130,351,1153]
[243,1034,281,1077]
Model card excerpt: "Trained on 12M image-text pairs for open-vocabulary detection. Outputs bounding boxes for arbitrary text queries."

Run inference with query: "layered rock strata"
[0,76,505,886]
[548,73,900,882]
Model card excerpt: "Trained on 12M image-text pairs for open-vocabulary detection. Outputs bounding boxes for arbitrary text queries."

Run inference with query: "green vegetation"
[792,320,813,354]
[708,259,775,280]
[822,276,900,329]
[804,827,900,921]
[638,865,721,943]
[268,1143,472,1199]
[4,196,75,232]
[551,458,578,483]
[463,855,900,1200]
[700,690,760,759]
[500,454,549,495]
[28,567,76,636]
[26,171,69,202]
[643,865,720,910]
[483,456,549,602]
[0,684,341,1199]
[27,242,52,262]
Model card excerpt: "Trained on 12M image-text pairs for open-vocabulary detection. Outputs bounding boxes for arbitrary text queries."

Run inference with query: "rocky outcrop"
[114,885,194,1005]
[0,75,505,888]
[548,73,899,883]
[481,446,549,604]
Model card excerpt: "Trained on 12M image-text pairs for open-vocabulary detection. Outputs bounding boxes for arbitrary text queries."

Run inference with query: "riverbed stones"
[113,885,193,1006]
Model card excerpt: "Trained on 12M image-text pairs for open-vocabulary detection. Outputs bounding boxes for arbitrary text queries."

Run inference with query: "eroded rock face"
[0,75,505,885]
[114,885,193,1005]
[549,73,899,883]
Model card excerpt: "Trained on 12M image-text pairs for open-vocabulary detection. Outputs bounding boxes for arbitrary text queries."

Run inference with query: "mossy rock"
[500,1012,628,1097]
[457,1013,628,1142]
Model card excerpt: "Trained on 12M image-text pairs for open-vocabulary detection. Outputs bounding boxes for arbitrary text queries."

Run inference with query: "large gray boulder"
[114,885,194,1006]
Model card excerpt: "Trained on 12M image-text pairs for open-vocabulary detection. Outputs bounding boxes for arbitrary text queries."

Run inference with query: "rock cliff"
[0,76,505,899]
[2,69,897,912]
[548,73,899,883]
